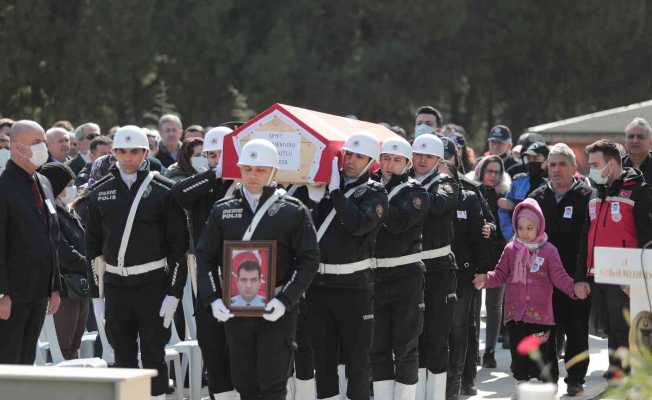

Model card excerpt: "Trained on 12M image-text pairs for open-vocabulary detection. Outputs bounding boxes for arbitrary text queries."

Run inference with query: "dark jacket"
[312,173,388,290]
[623,152,652,184]
[196,186,320,309]
[503,153,525,177]
[0,160,61,301]
[372,172,429,281]
[56,204,90,298]
[479,185,506,268]
[171,170,234,245]
[86,167,189,297]
[67,154,87,176]
[453,187,491,280]
[155,143,180,168]
[74,162,93,186]
[164,163,192,183]
[529,179,591,279]
[418,171,459,271]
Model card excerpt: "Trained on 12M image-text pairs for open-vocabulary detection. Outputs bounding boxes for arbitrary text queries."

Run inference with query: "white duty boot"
[373,380,396,400]
[394,382,417,400]
[337,364,348,400]
[426,371,446,400]
[295,377,317,400]
[416,368,427,400]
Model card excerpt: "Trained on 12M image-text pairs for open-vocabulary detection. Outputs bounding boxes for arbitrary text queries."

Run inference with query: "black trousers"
[225,310,298,400]
[307,286,373,400]
[447,280,476,397]
[546,290,591,384]
[593,283,630,371]
[418,268,457,373]
[463,284,481,386]
[506,321,554,382]
[105,278,171,396]
[195,300,233,394]
[371,271,424,385]
[294,298,314,381]
[0,298,48,364]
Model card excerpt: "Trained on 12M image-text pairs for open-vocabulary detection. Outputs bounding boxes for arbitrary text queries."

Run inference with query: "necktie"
[31,178,47,224]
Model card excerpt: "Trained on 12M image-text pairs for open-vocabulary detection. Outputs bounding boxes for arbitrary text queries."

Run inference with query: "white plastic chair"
[41,314,107,367]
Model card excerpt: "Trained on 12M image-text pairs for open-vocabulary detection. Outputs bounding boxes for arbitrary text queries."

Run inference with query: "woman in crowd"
[40,163,90,360]
[165,137,206,182]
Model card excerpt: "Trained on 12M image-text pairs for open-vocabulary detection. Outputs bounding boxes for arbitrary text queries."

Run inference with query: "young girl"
[473,198,587,383]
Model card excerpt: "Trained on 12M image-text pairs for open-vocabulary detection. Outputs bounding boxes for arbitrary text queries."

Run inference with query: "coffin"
[222,103,398,184]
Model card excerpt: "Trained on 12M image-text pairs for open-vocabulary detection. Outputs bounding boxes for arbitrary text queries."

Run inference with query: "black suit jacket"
[0,161,62,301]
[67,154,87,176]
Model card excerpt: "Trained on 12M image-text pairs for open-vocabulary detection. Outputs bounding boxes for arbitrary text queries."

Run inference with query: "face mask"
[191,155,209,173]
[30,142,49,168]
[526,161,543,178]
[414,124,435,138]
[61,185,77,205]
[0,148,9,173]
[589,164,609,185]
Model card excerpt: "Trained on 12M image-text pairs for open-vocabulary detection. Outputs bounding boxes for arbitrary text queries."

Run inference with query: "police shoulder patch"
[375,204,384,218]
[412,195,423,210]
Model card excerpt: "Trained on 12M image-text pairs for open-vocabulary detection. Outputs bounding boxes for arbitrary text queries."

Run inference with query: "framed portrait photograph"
[223,240,277,317]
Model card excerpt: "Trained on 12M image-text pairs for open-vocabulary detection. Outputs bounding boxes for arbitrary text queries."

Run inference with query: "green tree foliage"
[1,1,650,144]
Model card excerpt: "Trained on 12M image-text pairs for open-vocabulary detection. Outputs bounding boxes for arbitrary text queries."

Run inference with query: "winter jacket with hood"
[485,198,577,326]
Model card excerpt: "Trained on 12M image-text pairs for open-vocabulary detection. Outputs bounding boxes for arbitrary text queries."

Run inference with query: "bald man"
[0,120,62,364]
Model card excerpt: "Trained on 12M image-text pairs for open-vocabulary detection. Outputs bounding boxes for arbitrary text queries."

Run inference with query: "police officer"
[411,134,459,400]
[439,139,490,400]
[171,126,236,400]
[86,126,188,400]
[371,136,429,400]
[196,139,320,400]
[307,132,388,400]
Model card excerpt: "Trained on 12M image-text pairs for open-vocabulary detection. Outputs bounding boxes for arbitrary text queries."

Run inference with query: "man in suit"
[0,120,62,364]
[68,122,101,175]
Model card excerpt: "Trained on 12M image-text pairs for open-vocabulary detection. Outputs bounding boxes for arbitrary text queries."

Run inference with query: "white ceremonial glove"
[159,295,180,328]
[307,184,326,203]
[263,298,286,322]
[211,299,234,322]
[328,157,341,193]
[92,298,105,322]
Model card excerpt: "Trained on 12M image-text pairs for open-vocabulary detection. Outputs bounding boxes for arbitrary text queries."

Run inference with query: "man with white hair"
[157,114,183,167]
[528,143,592,396]
[623,117,652,183]
[86,125,188,399]
[68,122,101,175]
[46,127,72,163]
[0,120,62,364]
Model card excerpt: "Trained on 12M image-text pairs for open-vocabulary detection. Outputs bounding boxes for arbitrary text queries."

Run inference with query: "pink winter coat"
[485,198,577,326]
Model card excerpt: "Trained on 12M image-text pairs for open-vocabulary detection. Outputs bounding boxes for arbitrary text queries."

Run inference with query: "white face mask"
[0,148,9,173]
[589,163,609,186]
[61,185,77,205]
[30,142,49,168]
[415,124,435,138]
[191,155,209,173]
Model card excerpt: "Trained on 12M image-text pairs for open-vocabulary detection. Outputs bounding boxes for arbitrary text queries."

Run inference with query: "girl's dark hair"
[479,155,504,182]
[178,137,204,174]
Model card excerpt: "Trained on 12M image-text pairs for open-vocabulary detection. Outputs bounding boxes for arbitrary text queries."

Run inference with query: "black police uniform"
[0,161,62,364]
[172,170,235,396]
[371,172,429,386]
[415,170,460,378]
[86,167,188,396]
[308,173,387,400]
[448,185,490,399]
[196,185,320,400]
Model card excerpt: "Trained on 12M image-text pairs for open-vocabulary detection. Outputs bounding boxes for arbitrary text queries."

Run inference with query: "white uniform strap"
[387,179,413,201]
[242,188,286,241]
[316,181,369,242]
[421,172,439,192]
[118,172,155,268]
[287,185,299,196]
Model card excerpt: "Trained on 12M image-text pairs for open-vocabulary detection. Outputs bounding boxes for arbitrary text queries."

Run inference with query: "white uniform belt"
[375,252,423,269]
[106,258,166,277]
[318,259,374,275]
[420,245,452,261]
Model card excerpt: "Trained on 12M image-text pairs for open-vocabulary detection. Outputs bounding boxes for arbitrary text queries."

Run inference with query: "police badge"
[412,196,422,210]
[267,202,284,216]
[376,204,384,218]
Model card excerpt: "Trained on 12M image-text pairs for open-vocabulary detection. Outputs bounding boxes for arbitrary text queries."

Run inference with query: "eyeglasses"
[85,134,99,141]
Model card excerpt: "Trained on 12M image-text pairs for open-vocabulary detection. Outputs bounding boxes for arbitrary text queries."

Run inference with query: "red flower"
[517,335,542,356]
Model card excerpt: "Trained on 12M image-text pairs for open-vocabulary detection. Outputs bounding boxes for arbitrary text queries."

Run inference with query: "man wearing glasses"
[623,117,652,183]
[68,122,101,175]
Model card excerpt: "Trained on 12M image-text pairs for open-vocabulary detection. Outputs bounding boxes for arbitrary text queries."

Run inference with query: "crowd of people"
[0,109,651,400]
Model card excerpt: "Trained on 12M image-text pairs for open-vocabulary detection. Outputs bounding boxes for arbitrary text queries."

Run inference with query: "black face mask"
[527,161,543,178]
